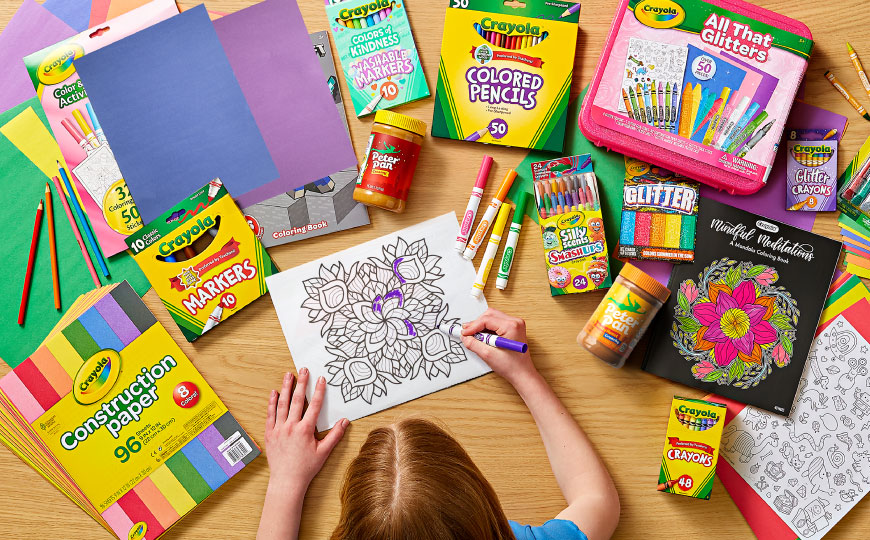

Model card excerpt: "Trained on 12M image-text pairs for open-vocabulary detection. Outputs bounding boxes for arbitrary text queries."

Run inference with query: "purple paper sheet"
[721,51,779,112]
[636,101,848,285]
[215,0,357,209]
[0,0,75,111]
[42,0,92,31]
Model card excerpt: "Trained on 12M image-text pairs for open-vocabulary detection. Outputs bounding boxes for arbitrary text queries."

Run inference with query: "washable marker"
[58,161,109,278]
[657,82,664,129]
[52,175,100,287]
[848,43,870,102]
[61,119,89,153]
[722,103,760,150]
[202,305,223,334]
[470,203,511,297]
[622,88,634,120]
[496,192,527,290]
[85,103,107,145]
[456,155,494,251]
[714,96,749,149]
[670,83,678,132]
[45,183,60,310]
[736,121,774,158]
[842,154,870,199]
[688,84,703,134]
[678,83,693,137]
[465,127,489,142]
[851,169,870,206]
[726,111,768,154]
[72,109,99,149]
[18,200,43,325]
[825,71,870,120]
[463,169,517,259]
[361,92,382,115]
[650,84,658,127]
[560,2,581,18]
[439,323,529,353]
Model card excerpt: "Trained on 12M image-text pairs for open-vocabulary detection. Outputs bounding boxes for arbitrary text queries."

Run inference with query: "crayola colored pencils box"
[658,396,726,500]
[325,0,429,117]
[126,179,278,342]
[432,0,579,151]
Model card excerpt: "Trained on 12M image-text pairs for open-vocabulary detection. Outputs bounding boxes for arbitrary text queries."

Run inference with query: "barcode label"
[218,431,252,466]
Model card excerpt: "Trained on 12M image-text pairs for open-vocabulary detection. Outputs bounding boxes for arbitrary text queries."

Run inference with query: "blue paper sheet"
[74,5,278,222]
[42,0,92,31]
[682,45,747,144]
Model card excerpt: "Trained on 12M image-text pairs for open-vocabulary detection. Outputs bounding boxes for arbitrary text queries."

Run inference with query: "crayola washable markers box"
[126,179,278,342]
[658,396,726,499]
[432,0,579,151]
[325,0,429,117]
[22,0,179,256]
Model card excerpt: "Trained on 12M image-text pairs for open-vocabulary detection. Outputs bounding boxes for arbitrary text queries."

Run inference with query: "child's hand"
[264,369,349,494]
[461,308,537,386]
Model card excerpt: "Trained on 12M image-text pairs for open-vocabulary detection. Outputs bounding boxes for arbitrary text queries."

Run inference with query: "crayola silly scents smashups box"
[432,0,579,151]
[126,179,278,342]
[325,0,429,117]
[658,396,726,499]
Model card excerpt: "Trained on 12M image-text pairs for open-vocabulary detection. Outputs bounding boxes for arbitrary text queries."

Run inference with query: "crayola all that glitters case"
[580,0,813,194]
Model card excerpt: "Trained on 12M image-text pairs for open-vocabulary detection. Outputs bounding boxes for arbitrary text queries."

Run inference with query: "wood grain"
[1,0,869,538]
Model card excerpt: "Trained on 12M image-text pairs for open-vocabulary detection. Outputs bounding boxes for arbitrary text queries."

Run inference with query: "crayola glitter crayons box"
[658,396,726,499]
[325,0,429,117]
[126,179,278,342]
[786,135,837,211]
[431,0,579,151]
[618,157,699,263]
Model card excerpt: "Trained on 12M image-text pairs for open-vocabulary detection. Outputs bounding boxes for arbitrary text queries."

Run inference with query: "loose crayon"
[825,70,870,121]
[847,43,870,102]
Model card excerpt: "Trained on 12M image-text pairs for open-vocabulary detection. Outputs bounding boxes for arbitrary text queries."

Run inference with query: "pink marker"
[61,119,90,154]
[455,155,493,252]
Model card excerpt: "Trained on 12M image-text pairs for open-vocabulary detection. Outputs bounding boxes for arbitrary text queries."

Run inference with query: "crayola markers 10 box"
[431,0,580,151]
[658,396,726,500]
[126,179,278,342]
[325,0,429,117]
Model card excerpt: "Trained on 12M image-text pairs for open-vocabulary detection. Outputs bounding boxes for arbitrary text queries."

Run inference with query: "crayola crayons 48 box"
[658,396,726,499]
[432,0,579,151]
[126,179,278,342]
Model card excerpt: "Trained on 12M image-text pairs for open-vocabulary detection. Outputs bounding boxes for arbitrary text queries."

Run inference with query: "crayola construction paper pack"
[0,281,260,540]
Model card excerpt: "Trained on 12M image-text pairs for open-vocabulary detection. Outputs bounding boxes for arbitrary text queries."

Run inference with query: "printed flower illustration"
[302,237,468,404]
[672,259,799,389]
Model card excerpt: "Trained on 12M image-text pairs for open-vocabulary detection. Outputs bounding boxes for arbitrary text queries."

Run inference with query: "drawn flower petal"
[715,292,739,314]
[753,320,778,345]
[743,304,767,326]
[693,303,719,326]
[732,280,756,307]
[713,340,737,367]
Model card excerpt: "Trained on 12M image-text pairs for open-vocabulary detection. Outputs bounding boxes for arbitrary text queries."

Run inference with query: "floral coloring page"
[266,213,489,430]
[722,315,870,538]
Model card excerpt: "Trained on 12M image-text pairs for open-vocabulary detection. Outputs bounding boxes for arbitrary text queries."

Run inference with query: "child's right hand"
[461,308,537,386]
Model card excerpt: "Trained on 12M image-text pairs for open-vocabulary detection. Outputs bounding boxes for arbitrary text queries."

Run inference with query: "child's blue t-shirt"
[509,519,588,540]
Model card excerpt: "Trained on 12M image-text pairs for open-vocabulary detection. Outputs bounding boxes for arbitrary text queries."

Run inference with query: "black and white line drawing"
[840,489,858,502]
[835,358,867,394]
[765,461,785,481]
[722,425,779,463]
[744,409,769,430]
[833,395,847,411]
[810,359,829,389]
[774,489,798,514]
[781,441,805,471]
[829,325,857,358]
[837,432,853,451]
[851,388,870,419]
[802,457,833,495]
[792,498,830,538]
[828,446,845,468]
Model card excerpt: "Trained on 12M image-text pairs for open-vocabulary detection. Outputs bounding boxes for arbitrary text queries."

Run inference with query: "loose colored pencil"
[45,183,60,310]
[18,200,43,325]
[52,175,100,288]
[57,162,109,280]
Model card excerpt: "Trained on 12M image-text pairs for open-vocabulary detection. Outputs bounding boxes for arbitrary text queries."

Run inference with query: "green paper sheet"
[0,99,148,368]
[826,275,863,309]
[508,86,627,271]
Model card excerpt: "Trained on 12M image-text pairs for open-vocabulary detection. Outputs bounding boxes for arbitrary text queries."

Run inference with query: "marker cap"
[511,192,528,224]
[494,169,518,201]
[475,155,494,188]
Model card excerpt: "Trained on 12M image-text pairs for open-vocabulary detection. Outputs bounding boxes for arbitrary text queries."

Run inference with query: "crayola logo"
[37,43,85,85]
[158,216,214,256]
[634,0,685,28]
[128,522,147,540]
[472,220,489,244]
[479,17,541,36]
[339,0,391,20]
[73,349,121,405]
[557,213,584,229]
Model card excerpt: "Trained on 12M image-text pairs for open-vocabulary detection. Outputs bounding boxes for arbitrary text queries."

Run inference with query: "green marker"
[496,192,528,290]
[725,110,769,154]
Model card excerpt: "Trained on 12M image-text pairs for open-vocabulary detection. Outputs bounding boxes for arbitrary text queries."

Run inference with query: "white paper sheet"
[266,212,490,430]
[722,315,870,538]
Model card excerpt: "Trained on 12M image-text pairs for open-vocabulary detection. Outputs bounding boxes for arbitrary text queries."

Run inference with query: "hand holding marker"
[440,322,528,353]
[463,169,516,260]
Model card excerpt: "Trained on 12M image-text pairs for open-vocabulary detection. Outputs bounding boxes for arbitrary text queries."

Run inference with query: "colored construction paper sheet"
[0,0,76,111]
[89,0,111,28]
[841,227,870,249]
[840,212,870,239]
[721,51,779,112]
[0,100,148,368]
[42,0,92,31]
[74,5,279,222]
[213,0,357,209]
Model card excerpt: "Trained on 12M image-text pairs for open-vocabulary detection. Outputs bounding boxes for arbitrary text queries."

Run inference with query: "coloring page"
[72,145,122,210]
[619,37,688,112]
[722,315,870,538]
[266,213,490,430]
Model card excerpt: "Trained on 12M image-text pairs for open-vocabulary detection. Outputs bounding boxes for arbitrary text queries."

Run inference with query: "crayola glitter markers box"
[658,396,726,499]
[126,179,278,342]
[325,0,429,117]
[431,0,580,151]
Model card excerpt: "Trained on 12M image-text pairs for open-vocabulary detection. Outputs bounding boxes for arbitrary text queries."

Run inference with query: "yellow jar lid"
[373,110,427,137]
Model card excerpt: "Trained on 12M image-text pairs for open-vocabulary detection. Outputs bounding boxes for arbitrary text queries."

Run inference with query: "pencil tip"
[864,113,870,121]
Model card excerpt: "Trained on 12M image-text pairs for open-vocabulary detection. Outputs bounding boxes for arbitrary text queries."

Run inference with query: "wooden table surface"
[1,0,869,538]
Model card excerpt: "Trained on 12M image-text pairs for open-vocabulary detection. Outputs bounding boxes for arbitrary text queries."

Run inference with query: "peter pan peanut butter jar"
[578,263,670,368]
[354,110,426,213]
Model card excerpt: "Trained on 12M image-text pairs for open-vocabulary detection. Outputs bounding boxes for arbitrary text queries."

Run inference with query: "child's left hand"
[264,369,349,493]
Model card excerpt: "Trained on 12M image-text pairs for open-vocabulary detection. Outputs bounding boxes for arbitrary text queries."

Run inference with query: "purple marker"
[439,323,529,353]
